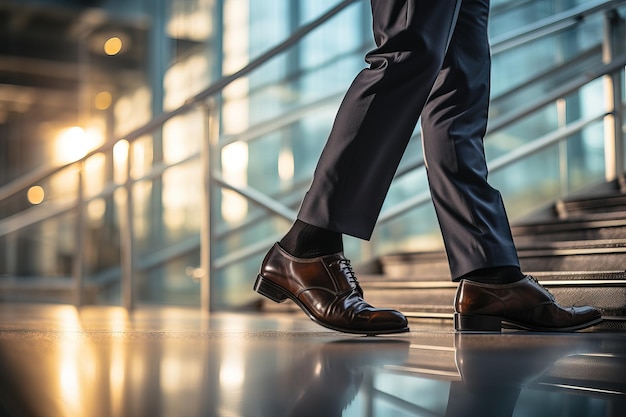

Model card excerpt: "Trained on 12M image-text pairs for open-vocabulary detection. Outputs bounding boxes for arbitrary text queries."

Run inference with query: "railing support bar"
[200,100,219,313]
[121,143,135,311]
[603,9,626,181]
[73,162,86,307]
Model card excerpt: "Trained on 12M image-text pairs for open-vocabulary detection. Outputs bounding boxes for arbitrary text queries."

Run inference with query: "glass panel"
[84,197,122,300]
[84,153,108,199]
[12,212,76,283]
[162,161,202,244]
[130,136,155,181]
[162,111,203,165]
[136,252,201,305]
[566,121,606,191]
[486,104,559,161]
[132,180,156,256]
[491,15,603,100]
[490,146,561,220]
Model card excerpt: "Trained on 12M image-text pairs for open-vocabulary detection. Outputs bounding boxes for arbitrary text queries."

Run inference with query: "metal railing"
[0,0,625,311]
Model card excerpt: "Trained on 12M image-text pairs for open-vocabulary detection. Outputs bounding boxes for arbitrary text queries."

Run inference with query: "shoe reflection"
[243,338,411,417]
[446,333,596,417]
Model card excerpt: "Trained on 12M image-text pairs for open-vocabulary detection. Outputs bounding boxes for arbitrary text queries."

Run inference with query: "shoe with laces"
[254,243,409,335]
[454,276,603,332]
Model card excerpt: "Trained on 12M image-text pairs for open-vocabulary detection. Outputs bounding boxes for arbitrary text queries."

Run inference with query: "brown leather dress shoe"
[254,243,409,335]
[454,276,603,332]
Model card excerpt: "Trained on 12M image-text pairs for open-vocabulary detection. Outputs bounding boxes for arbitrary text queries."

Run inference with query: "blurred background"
[0,0,624,311]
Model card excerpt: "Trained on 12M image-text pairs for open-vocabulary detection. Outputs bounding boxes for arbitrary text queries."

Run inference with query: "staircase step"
[556,194,626,218]
[512,213,626,242]
[516,239,626,271]
[377,251,450,280]
[379,239,626,277]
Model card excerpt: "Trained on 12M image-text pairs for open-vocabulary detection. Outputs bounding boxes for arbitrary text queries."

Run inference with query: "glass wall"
[0,0,624,309]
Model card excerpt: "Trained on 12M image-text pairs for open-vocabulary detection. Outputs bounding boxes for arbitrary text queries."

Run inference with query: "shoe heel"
[454,313,502,332]
[254,274,288,303]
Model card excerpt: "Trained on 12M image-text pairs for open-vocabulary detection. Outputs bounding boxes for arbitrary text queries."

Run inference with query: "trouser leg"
[420,0,519,279]
[298,0,462,240]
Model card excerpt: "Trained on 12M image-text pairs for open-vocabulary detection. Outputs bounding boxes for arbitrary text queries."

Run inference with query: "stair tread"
[360,270,626,284]
[512,213,626,233]
[516,238,626,250]
[557,193,626,209]
[379,239,626,266]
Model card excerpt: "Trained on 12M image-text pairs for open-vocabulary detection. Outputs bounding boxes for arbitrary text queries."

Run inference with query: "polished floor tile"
[0,304,624,417]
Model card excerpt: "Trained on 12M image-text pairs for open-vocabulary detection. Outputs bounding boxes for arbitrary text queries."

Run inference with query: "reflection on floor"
[0,304,624,417]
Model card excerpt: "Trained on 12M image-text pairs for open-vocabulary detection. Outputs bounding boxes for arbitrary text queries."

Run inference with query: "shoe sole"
[254,274,410,336]
[454,313,604,333]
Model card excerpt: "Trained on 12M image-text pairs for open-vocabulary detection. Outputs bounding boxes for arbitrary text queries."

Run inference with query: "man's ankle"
[279,219,343,258]
[461,266,525,285]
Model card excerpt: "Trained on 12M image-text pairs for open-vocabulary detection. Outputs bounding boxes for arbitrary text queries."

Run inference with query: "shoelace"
[527,275,555,300]
[334,259,363,294]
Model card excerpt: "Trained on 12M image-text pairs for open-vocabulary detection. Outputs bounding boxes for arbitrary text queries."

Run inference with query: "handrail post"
[73,161,86,307]
[603,9,625,182]
[200,99,219,313]
[556,98,569,196]
[121,142,135,311]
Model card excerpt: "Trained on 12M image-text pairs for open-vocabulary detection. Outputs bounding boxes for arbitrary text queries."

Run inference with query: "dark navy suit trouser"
[297,0,520,280]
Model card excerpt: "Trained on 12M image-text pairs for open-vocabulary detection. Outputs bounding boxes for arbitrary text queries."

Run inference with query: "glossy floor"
[0,304,624,417]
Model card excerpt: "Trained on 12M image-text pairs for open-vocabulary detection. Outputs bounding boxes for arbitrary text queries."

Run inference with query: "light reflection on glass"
[85,152,106,197]
[132,180,153,241]
[162,163,202,233]
[87,198,106,225]
[167,0,212,41]
[113,139,129,184]
[55,126,86,164]
[222,0,249,136]
[130,138,149,179]
[221,141,249,224]
[278,148,294,183]
[114,87,151,137]
[54,124,104,166]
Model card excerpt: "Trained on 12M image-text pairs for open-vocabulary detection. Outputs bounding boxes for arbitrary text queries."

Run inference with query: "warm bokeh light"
[113,139,129,183]
[221,141,249,224]
[95,91,112,110]
[222,141,248,172]
[278,149,294,182]
[55,126,103,165]
[104,36,123,55]
[27,185,45,204]
[55,126,86,164]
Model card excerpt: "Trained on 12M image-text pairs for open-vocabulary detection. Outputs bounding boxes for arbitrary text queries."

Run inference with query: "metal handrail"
[490,0,625,53]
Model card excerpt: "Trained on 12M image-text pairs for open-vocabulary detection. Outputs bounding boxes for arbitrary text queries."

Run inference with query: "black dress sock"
[279,219,343,258]
[462,266,525,285]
